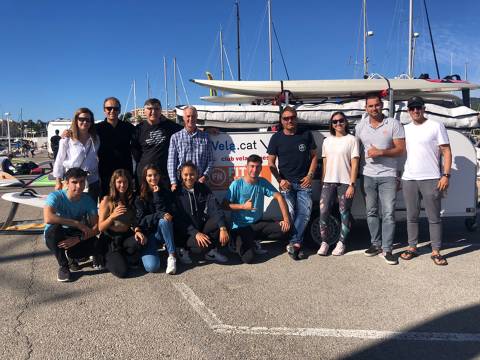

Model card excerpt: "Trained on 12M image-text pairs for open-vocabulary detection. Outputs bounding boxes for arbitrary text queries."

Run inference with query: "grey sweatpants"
[402,179,442,250]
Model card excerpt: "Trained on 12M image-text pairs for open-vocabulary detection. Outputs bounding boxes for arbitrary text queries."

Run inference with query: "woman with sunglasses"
[53,108,100,203]
[317,111,360,256]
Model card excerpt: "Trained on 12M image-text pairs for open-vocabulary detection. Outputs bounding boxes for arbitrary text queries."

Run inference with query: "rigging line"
[272,21,289,80]
[176,62,190,105]
[245,3,268,80]
[223,45,235,80]
[123,81,133,118]
[423,0,440,78]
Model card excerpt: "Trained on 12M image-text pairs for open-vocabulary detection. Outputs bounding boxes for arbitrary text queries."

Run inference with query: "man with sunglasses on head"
[400,96,451,266]
[267,106,318,260]
[131,98,182,186]
[96,97,136,197]
[355,93,405,265]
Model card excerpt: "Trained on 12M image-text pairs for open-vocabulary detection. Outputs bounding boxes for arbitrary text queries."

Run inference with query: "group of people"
[44,93,452,282]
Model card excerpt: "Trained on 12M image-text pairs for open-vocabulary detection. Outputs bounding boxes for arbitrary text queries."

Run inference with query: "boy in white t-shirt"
[400,97,452,266]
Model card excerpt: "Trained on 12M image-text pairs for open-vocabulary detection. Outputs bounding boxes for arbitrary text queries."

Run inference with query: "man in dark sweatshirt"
[131,98,182,186]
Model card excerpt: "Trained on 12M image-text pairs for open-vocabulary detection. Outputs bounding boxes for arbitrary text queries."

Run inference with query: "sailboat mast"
[133,79,137,118]
[173,57,178,106]
[146,72,151,99]
[407,0,414,78]
[220,28,225,80]
[163,56,169,110]
[236,0,241,80]
[268,0,273,80]
[363,0,367,77]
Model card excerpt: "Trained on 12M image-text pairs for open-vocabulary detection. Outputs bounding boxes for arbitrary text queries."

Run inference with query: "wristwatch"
[307,172,314,179]
[442,173,451,178]
[350,182,355,187]
[220,226,227,231]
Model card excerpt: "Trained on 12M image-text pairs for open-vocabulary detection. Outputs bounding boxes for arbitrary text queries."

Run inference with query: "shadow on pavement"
[340,303,480,360]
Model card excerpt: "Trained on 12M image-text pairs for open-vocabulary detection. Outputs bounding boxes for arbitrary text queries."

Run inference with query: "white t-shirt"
[402,119,449,180]
[322,134,359,185]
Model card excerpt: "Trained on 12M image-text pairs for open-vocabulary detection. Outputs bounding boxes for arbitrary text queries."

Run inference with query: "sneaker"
[254,240,268,255]
[68,259,81,271]
[317,242,329,256]
[297,248,307,260]
[166,255,177,274]
[286,244,298,260]
[332,241,346,256]
[57,266,71,282]
[177,248,192,265]
[382,251,398,265]
[364,245,382,257]
[205,248,228,263]
[92,256,104,270]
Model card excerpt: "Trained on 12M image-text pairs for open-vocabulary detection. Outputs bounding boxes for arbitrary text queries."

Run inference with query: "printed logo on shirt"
[145,130,166,146]
[298,143,306,152]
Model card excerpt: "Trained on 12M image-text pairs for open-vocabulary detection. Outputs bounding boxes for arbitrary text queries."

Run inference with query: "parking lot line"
[174,282,480,342]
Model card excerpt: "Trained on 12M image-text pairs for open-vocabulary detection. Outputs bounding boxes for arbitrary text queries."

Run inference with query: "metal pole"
[146,72,151,99]
[407,0,414,77]
[133,79,137,118]
[163,56,169,110]
[220,28,225,80]
[236,0,241,80]
[464,62,468,80]
[5,113,11,153]
[268,0,273,80]
[407,0,413,78]
[173,57,178,106]
[363,0,368,77]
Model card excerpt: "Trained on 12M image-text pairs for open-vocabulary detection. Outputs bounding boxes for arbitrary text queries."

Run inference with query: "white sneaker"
[166,255,177,275]
[205,248,228,263]
[332,241,346,256]
[317,242,329,256]
[177,248,192,265]
[254,240,268,255]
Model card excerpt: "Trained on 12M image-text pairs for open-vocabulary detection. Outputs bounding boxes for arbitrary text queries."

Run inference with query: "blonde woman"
[53,108,100,203]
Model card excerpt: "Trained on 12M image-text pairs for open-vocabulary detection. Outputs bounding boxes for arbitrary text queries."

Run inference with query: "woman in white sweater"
[317,111,359,256]
[53,108,100,203]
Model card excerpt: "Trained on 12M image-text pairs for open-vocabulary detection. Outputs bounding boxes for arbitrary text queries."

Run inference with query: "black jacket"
[134,190,173,233]
[172,183,226,237]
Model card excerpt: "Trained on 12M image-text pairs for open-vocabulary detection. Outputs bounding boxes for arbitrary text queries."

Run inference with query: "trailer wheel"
[465,218,477,232]
[304,209,340,248]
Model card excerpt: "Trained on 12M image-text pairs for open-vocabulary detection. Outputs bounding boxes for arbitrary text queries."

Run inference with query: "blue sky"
[0,0,478,121]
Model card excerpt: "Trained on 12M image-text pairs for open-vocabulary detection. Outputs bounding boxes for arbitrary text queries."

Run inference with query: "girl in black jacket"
[173,161,229,263]
[135,164,177,274]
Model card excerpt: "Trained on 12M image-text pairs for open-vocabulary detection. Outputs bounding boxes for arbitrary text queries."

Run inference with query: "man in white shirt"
[400,96,452,266]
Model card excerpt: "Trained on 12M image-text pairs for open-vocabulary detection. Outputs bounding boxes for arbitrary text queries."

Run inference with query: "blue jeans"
[281,182,312,245]
[141,219,176,273]
[362,176,397,252]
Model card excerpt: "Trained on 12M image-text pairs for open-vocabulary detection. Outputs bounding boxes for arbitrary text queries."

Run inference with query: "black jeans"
[175,217,221,254]
[232,220,288,263]
[45,224,100,268]
[100,230,141,278]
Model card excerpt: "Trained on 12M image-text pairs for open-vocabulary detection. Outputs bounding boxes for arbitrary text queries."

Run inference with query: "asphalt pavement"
[1,152,479,359]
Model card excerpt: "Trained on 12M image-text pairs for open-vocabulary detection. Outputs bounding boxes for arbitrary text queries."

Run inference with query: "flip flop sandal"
[431,254,448,266]
[400,249,418,260]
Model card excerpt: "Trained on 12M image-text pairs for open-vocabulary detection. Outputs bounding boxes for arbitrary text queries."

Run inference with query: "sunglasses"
[408,106,423,111]
[145,107,161,112]
[77,117,91,123]
[105,106,120,112]
[331,119,346,125]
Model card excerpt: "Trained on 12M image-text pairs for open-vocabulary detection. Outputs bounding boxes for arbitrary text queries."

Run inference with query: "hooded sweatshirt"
[173,182,226,237]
